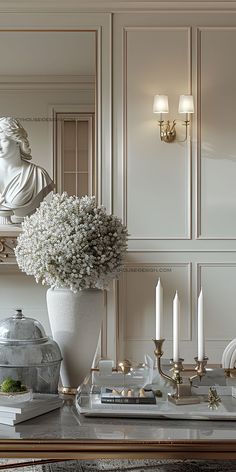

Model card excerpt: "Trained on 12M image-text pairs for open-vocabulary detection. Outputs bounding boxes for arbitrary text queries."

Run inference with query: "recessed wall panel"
[198,264,236,341]
[120,263,191,361]
[126,28,191,238]
[199,28,236,238]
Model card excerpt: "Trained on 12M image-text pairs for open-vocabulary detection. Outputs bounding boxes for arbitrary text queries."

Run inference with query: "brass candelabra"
[153,339,208,405]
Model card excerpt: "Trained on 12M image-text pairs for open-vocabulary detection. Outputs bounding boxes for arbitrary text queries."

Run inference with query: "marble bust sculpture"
[0,117,54,224]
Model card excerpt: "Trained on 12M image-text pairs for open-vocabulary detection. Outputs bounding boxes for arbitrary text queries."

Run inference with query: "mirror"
[0,30,97,333]
[0,31,96,198]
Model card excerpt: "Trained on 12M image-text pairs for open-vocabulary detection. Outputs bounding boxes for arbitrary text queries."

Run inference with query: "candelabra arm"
[189,357,208,385]
[189,372,198,384]
[157,354,176,385]
[153,339,176,386]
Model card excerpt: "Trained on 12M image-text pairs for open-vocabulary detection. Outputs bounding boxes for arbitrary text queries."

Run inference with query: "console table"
[0,397,235,460]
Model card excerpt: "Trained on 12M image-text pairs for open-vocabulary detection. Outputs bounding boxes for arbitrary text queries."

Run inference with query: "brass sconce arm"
[178,118,190,143]
[158,118,190,144]
[159,120,176,143]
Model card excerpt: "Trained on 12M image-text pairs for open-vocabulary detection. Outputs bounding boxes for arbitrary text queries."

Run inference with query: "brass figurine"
[208,387,221,410]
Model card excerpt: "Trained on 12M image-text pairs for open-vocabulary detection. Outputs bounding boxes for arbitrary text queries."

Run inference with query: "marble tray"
[76,394,236,421]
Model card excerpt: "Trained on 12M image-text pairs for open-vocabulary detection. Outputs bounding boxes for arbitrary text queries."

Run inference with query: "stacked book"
[101,387,156,404]
[0,394,63,426]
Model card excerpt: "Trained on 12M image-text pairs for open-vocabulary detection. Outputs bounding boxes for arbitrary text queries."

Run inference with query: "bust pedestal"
[0,209,14,225]
[0,223,21,263]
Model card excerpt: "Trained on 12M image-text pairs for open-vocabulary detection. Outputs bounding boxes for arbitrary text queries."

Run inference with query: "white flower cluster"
[15,193,128,291]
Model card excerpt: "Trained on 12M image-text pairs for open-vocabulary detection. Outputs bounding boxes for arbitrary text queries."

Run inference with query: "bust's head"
[0,117,32,161]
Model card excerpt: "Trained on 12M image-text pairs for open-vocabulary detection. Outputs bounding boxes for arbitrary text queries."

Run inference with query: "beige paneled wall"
[198,28,236,238]
[197,264,236,341]
[118,262,191,360]
[113,12,236,363]
[1,7,236,365]
[116,252,236,364]
[126,27,191,239]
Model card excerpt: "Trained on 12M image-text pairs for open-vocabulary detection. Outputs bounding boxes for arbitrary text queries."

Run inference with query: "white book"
[0,395,63,425]
[0,400,62,426]
[0,394,61,414]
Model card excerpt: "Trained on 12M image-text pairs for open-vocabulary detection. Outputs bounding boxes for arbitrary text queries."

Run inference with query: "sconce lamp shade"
[178,95,194,114]
[153,95,169,114]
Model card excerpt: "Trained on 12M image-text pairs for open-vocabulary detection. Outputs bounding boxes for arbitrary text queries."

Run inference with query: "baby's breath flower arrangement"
[15,193,128,291]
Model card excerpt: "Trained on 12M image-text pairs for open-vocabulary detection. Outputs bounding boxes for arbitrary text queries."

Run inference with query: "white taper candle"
[173,291,180,362]
[198,289,205,361]
[155,278,163,339]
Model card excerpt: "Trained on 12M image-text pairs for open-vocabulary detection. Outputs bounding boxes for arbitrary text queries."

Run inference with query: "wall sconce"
[153,94,194,143]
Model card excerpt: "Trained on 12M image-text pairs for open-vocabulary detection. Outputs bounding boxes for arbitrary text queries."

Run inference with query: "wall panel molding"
[1,1,236,13]
[196,26,236,240]
[197,262,236,341]
[0,75,95,91]
[122,26,192,240]
[117,262,192,360]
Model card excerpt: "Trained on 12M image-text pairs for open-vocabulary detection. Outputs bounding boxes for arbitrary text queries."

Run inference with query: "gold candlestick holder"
[190,356,209,384]
[153,339,208,405]
[170,358,184,384]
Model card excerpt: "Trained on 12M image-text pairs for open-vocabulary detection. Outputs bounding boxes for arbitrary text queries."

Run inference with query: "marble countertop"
[0,397,236,442]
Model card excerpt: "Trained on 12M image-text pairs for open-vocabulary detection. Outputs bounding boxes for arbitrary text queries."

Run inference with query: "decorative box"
[0,309,62,393]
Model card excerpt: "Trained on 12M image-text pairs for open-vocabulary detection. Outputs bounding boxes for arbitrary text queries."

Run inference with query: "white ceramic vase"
[46,287,104,391]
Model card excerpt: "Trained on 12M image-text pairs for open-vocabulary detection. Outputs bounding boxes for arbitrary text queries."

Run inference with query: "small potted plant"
[15,193,128,391]
[0,377,32,402]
